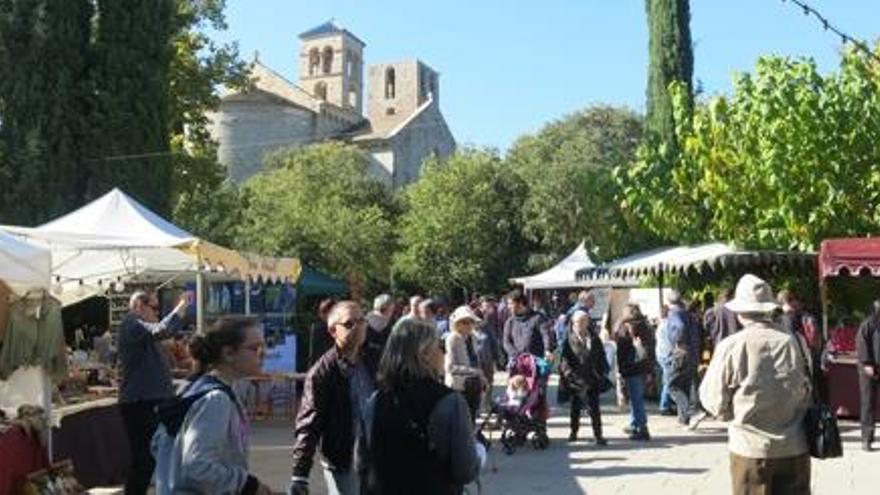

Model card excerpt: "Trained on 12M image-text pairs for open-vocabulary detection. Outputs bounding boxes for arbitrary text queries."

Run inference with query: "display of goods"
[829,327,856,354]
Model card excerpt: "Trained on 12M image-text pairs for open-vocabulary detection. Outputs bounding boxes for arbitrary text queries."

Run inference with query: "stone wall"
[366,60,438,136]
[388,101,455,187]
[209,91,348,183]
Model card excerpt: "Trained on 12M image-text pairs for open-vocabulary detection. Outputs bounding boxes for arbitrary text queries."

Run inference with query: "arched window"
[314,82,327,101]
[308,48,320,76]
[347,86,358,108]
[346,51,355,77]
[322,46,333,74]
[384,67,396,99]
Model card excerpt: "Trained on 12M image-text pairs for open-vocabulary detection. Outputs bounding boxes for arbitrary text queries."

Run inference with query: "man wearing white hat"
[699,274,813,495]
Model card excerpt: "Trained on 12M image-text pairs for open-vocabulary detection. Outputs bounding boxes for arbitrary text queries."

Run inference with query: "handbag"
[793,336,843,459]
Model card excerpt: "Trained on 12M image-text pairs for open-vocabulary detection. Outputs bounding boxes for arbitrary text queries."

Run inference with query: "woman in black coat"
[559,310,610,444]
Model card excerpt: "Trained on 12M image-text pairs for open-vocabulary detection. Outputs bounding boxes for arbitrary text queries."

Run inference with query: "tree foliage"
[0,0,93,225]
[168,0,248,200]
[645,0,693,152]
[507,106,651,268]
[394,149,529,294]
[89,0,175,215]
[621,50,880,250]
[237,143,397,289]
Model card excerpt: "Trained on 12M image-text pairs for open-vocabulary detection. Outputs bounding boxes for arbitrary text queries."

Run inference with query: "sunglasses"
[337,317,366,330]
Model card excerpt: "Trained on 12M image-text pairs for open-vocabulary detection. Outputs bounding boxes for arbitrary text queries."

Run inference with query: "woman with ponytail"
[153,316,273,495]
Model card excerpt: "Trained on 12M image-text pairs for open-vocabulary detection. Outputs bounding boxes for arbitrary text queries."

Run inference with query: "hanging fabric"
[0,292,66,380]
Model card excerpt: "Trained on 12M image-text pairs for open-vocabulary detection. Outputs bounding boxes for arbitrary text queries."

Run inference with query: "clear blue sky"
[217,0,878,151]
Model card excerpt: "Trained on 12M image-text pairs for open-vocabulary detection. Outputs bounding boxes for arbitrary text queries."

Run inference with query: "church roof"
[299,20,366,46]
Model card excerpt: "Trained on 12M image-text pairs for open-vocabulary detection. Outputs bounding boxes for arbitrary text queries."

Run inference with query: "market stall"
[0,230,58,494]
[1,189,304,489]
[578,242,816,312]
[818,237,880,419]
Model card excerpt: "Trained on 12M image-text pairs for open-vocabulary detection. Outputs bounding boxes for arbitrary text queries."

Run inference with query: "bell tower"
[298,21,365,113]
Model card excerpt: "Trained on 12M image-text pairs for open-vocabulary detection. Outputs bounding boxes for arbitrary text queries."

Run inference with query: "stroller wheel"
[533,430,550,450]
[501,429,517,455]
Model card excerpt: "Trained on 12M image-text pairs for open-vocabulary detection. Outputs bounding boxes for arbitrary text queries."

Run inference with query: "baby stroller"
[487,353,551,454]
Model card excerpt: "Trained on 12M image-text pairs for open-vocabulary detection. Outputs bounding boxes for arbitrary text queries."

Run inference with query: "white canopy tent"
[0,229,51,295]
[511,242,596,290]
[2,188,301,330]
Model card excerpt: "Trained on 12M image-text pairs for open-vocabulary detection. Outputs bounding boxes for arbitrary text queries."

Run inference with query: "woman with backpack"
[153,316,272,495]
[360,318,484,495]
[559,310,609,445]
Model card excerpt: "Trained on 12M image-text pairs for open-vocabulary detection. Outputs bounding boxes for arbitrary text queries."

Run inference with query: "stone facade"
[208,21,455,187]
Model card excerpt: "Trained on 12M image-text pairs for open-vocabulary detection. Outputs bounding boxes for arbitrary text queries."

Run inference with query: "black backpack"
[155,376,239,437]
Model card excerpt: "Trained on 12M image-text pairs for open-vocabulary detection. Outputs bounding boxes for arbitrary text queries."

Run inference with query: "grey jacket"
[153,375,256,495]
[502,309,553,358]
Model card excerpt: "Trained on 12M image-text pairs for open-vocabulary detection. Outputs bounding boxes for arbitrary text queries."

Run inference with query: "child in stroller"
[488,353,551,454]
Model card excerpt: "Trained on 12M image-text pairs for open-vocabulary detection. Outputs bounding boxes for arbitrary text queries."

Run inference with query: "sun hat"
[725,274,780,314]
[450,305,482,325]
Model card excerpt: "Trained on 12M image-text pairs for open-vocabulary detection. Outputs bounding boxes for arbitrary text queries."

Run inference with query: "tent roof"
[1,189,301,304]
[511,242,598,290]
[6,188,195,249]
[819,237,880,278]
[0,230,51,295]
[578,242,815,280]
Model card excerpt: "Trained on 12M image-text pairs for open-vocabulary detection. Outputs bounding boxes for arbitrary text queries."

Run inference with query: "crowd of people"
[110,272,876,495]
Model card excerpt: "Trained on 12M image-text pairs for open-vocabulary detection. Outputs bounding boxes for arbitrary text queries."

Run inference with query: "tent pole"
[820,279,829,342]
[196,270,205,333]
[244,277,251,316]
[657,264,665,313]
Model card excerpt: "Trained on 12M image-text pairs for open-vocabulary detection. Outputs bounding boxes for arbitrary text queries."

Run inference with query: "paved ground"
[250,374,875,494]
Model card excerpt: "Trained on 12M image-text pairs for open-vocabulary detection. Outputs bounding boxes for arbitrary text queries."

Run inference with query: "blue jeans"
[659,362,672,411]
[625,374,647,429]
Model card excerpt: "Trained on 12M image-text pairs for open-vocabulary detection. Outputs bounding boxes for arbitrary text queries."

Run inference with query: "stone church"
[208,21,456,187]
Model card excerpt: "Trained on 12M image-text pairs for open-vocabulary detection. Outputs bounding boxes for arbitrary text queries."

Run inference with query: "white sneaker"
[688,412,708,430]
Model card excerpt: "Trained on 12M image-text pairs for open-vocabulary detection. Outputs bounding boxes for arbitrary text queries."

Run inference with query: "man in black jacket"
[290,301,374,495]
[857,300,880,452]
[502,290,554,362]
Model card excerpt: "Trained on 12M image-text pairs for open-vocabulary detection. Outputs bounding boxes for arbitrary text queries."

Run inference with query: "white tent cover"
[512,242,597,290]
[2,189,214,304]
[0,229,51,295]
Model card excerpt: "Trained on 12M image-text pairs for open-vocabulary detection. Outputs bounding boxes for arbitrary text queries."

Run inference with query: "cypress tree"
[645,0,693,152]
[90,0,174,215]
[0,0,92,225]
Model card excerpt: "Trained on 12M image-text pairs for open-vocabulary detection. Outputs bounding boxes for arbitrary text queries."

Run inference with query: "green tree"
[622,50,880,250]
[89,0,175,215]
[394,149,529,295]
[168,0,249,242]
[507,106,650,268]
[238,143,397,289]
[645,0,693,151]
[0,0,92,225]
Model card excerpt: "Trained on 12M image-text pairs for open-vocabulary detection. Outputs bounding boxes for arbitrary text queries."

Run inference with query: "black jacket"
[363,378,478,495]
[615,318,655,378]
[857,315,880,367]
[559,332,609,394]
[502,309,553,358]
[291,347,374,478]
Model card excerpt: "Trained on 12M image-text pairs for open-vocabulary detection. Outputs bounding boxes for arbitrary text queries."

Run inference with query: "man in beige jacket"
[699,274,813,495]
